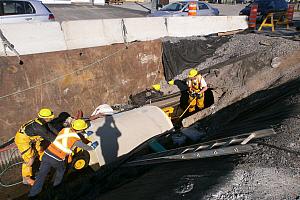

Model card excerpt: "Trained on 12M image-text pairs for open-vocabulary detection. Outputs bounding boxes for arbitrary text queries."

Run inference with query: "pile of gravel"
[159,33,300,94]
[169,33,300,81]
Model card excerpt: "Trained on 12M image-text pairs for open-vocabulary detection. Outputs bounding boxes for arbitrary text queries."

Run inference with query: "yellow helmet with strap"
[188,69,198,78]
[71,119,88,131]
[38,108,54,119]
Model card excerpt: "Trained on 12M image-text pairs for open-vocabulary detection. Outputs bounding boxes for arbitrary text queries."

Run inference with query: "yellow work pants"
[14,132,43,178]
[188,94,205,113]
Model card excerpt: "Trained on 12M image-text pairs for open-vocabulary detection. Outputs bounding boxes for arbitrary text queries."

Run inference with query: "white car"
[0,0,55,24]
[149,1,219,17]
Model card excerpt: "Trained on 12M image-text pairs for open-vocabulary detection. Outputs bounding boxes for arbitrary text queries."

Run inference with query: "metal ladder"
[124,128,275,166]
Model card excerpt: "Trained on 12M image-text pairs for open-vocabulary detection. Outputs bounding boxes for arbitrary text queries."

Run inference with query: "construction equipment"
[248,4,258,29]
[124,128,276,166]
[258,13,275,32]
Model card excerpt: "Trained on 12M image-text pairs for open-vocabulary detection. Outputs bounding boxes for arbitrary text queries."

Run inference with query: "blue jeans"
[28,153,65,197]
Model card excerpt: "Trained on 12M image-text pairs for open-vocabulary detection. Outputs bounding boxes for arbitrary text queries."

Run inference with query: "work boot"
[23,177,35,186]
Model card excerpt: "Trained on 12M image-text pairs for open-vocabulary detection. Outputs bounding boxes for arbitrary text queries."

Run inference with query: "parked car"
[0,0,55,24]
[148,1,219,17]
[239,0,288,20]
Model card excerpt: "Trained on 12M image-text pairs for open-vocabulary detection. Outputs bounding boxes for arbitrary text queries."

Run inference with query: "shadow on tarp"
[15,78,300,200]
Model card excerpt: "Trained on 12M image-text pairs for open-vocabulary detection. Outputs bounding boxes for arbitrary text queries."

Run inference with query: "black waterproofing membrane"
[162,36,230,81]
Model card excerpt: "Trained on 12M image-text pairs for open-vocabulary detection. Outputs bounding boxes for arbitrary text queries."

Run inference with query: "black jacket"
[21,118,57,142]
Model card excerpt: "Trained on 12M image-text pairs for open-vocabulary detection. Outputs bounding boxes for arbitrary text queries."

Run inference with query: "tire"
[69,150,90,172]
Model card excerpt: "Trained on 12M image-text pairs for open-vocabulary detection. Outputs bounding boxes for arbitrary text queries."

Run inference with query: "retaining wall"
[0,16,248,55]
[0,40,163,142]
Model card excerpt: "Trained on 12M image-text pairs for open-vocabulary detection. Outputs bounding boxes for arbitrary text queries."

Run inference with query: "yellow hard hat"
[71,119,88,131]
[188,69,198,78]
[168,79,175,85]
[38,108,54,119]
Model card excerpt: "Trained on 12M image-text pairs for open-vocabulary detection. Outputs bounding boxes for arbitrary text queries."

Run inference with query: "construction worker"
[28,119,99,198]
[186,69,208,113]
[14,108,58,186]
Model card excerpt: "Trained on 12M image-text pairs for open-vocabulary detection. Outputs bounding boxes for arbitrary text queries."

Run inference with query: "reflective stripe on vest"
[187,75,202,90]
[19,118,43,135]
[49,128,80,157]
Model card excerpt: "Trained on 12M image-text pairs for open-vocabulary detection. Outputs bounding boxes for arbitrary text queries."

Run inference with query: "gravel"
[158,33,300,95]
[175,33,300,80]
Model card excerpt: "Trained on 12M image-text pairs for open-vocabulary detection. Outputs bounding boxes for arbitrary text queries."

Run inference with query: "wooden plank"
[217,29,243,36]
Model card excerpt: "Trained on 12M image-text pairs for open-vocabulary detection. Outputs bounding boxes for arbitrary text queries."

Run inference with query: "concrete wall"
[62,19,124,49]
[0,22,67,56]
[0,16,248,56]
[167,16,247,37]
[0,40,164,142]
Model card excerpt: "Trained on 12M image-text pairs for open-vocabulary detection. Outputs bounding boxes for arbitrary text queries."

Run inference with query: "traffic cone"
[188,2,197,16]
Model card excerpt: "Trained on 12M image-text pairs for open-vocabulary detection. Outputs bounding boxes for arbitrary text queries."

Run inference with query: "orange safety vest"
[187,75,204,93]
[47,128,80,160]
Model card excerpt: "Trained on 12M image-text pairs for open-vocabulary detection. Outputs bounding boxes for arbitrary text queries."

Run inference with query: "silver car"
[0,0,55,24]
[149,1,219,17]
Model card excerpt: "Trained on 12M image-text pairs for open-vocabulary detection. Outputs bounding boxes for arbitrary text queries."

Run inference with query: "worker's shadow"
[95,116,121,164]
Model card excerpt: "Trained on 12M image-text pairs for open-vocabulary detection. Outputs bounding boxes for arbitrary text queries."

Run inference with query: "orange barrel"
[188,2,197,16]
[287,4,295,24]
[248,4,258,29]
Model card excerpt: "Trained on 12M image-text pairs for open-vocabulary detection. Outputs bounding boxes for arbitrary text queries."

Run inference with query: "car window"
[3,1,35,15]
[25,2,35,14]
[41,3,51,13]
[3,1,25,15]
[0,3,3,16]
[198,3,209,10]
[160,2,187,11]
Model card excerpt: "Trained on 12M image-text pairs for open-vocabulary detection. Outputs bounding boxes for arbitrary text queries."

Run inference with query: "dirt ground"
[1,31,300,199]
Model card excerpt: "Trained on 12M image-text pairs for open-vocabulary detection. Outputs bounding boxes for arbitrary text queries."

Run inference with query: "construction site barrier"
[0,16,248,55]
[287,4,295,25]
[167,16,248,37]
[0,22,67,56]
[259,4,295,32]
[62,19,124,50]
[258,13,275,32]
[188,2,197,16]
[248,4,258,29]
[123,17,168,42]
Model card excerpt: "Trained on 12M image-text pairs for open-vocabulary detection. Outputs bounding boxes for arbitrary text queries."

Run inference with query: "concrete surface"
[47,4,148,22]
[113,2,300,18]
[88,106,173,166]
[47,3,300,22]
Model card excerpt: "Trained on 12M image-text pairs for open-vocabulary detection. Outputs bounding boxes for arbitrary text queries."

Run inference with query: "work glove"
[188,91,196,98]
[90,141,99,150]
[197,93,203,98]
[85,131,94,136]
